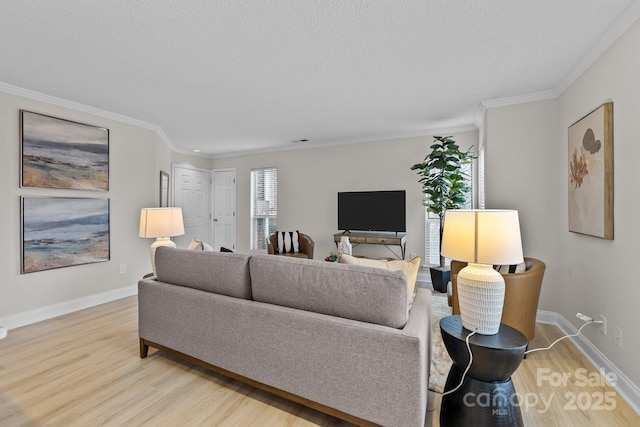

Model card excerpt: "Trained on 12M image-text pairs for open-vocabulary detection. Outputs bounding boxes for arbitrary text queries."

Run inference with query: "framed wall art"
[568,102,613,239]
[21,197,110,273]
[20,110,109,191]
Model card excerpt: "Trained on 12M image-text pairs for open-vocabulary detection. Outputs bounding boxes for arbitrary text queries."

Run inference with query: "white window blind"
[424,162,474,267]
[250,167,277,250]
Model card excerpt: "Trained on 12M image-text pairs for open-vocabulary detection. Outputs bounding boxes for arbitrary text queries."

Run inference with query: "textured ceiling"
[1,0,639,157]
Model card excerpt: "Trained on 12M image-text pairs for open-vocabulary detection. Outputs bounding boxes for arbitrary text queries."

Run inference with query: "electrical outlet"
[576,312,592,322]
[614,327,622,348]
[120,264,127,274]
[599,315,607,335]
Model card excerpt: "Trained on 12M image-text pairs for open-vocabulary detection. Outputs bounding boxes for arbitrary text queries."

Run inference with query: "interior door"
[172,165,211,249]
[212,169,237,251]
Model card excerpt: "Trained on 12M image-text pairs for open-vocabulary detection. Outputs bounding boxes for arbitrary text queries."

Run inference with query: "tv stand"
[333,231,407,259]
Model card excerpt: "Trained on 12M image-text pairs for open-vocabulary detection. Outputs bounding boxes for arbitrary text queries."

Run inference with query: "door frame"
[171,163,213,245]
[211,168,237,251]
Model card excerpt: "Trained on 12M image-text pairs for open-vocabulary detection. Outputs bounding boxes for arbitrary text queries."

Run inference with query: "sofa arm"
[403,288,431,339]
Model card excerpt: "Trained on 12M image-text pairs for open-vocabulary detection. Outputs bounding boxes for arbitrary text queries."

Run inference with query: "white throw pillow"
[276,231,300,253]
[187,238,214,251]
[494,262,526,274]
[187,238,203,251]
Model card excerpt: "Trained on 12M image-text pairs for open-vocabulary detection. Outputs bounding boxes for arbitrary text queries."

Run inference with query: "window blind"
[250,167,277,250]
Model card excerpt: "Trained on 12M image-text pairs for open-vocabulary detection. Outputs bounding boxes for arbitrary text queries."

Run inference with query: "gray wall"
[211,133,478,262]
[0,90,171,320]
[484,18,640,387]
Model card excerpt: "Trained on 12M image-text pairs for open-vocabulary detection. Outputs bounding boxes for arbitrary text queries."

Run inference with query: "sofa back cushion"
[155,247,252,299]
[249,255,409,328]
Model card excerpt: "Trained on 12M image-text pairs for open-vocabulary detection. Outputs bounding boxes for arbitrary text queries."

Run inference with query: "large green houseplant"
[411,136,474,292]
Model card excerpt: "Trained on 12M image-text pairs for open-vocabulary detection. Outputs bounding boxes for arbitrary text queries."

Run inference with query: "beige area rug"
[429,293,453,393]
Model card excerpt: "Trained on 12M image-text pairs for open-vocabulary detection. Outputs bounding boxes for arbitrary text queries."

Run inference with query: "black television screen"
[338,190,406,232]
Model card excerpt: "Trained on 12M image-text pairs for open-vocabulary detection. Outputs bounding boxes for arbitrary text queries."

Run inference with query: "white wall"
[485,18,640,388]
[212,132,478,262]
[0,90,173,324]
[558,18,640,386]
[484,98,562,311]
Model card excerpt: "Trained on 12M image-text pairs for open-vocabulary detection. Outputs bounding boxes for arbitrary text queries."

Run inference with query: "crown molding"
[0,81,175,151]
[554,4,640,95]
[210,124,480,159]
[481,90,558,110]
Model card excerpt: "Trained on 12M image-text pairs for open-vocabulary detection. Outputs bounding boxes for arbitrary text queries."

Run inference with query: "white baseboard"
[0,285,138,331]
[536,309,640,416]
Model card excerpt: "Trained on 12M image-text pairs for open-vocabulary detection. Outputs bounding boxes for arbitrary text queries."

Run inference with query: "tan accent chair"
[267,233,315,259]
[448,257,546,341]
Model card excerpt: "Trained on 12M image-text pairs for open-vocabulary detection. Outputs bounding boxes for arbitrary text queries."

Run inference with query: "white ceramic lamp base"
[457,263,505,335]
[150,237,176,277]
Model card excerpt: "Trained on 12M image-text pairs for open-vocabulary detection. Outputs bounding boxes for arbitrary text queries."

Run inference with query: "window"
[250,167,277,250]
[424,162,474,266]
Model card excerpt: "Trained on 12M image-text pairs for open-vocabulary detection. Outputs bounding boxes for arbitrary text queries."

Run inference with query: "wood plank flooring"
[0,296,638,426]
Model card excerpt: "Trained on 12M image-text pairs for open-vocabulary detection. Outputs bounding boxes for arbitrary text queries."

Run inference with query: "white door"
[212,169,237,251]
[172,165,211,249]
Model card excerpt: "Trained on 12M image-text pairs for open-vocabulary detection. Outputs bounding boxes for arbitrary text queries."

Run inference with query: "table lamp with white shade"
[440,209,524,335]
[139,207,185,276]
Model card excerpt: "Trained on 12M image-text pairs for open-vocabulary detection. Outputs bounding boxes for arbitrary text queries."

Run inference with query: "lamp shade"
[139,207,185,238]
[441,209,523,266]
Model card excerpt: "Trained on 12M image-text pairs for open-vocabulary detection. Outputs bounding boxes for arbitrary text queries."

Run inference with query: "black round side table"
[439,315,528,427]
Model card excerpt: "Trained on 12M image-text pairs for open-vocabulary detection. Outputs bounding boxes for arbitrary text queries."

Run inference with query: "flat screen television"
[337,190,406,233]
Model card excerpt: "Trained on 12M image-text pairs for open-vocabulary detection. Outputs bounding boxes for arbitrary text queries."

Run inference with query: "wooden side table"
[439,315,528,427]
[333,231,407,259]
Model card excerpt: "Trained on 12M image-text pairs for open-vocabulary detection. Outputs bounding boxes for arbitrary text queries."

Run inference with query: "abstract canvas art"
[568,102,613,239]
[21,110,109,191]
[21,197,110,273]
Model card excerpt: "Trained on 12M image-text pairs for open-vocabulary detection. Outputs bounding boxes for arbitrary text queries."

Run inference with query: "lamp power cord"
[525,317,602,355]
[441,330,477,397]
[439,316,602,396]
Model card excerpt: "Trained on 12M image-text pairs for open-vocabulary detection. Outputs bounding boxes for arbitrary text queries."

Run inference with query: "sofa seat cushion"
[340,254,421,303]
[249,254,409,328]
[155,246,252,299]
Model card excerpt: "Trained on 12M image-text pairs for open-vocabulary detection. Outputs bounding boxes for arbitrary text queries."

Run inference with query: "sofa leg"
[140,338,149,358]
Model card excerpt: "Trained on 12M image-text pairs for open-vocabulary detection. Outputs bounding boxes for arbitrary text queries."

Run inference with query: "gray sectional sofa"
[138,247,432,427]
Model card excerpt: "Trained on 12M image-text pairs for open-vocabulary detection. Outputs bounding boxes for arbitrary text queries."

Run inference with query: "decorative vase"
[337,236,352,256]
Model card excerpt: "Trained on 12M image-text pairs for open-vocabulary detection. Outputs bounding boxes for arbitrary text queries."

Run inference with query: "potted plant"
[411,136,474,292]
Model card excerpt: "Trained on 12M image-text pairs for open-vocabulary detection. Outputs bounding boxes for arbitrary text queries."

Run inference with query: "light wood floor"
[0,296,638,426]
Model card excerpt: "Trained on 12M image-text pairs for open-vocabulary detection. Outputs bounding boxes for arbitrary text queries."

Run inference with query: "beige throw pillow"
[341,254,421,302]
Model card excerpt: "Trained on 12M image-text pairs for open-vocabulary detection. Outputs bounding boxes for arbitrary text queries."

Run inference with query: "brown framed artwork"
[160,171,170,207]
[568,102,613,239]
[20,110,109,191]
